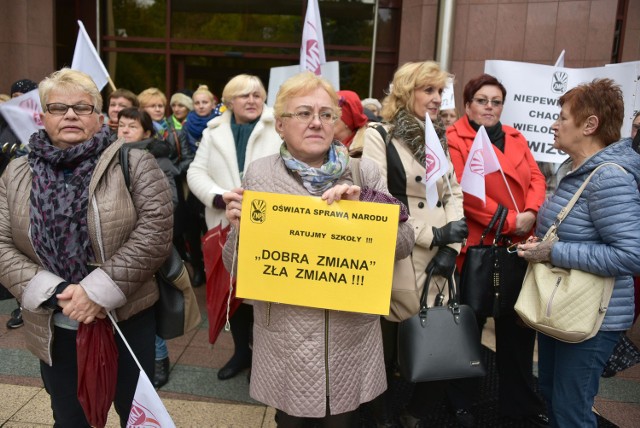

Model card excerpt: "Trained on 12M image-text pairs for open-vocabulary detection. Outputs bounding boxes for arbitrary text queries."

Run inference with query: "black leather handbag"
[397,269,486,382]
[459,205,528,318]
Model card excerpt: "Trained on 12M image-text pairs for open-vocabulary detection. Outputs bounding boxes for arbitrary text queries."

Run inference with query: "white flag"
[71,20,110,90]
[460,126,502,205]
[300,0,326,75]
[127,370,176,428]
[424,115,449,208]
[0,89,44,144]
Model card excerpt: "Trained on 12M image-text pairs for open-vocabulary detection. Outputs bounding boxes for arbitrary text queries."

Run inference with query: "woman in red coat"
[447,74,548,426]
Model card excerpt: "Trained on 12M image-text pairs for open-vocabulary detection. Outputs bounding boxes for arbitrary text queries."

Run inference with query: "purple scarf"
[27,125,111,283]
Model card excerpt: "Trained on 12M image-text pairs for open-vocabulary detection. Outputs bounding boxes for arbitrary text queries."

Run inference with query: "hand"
[431,219,469,248]
[321,184,361,205]
[223,188,244,228]
[426,246,458,277]
[517,237,557,263]
[515,211,536,236]
[56,284,104,324]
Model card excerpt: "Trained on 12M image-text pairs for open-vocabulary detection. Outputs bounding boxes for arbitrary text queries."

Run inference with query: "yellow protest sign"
[236,190,400,315]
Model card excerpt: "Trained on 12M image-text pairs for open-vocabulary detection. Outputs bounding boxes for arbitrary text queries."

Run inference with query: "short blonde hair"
[138,87,167,108]
[381,61,449,121]
[221,74,267,107]
[273,72,340,118]
[39,68,103,112]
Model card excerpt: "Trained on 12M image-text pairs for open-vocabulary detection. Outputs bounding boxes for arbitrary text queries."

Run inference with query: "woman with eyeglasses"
[447,73,548,426]
[221,71,414,427]
[0,68,173,426]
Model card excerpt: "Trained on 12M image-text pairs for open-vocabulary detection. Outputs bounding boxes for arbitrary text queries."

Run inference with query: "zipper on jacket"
[324,310,330,398]
[546,276,562,317]
[266,303,271,326]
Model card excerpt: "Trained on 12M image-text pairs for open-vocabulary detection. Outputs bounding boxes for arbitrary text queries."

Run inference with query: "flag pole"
[107,76,116,92]
[107,312,145,373]
[497,169,521,214]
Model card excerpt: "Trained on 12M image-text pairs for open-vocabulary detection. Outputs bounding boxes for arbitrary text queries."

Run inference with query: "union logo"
[127,400,161,428]
[19,98,43,126]
[251,199,267,224]
[424,147,440,181]
[469,150,485,176]
[551,71,568,94]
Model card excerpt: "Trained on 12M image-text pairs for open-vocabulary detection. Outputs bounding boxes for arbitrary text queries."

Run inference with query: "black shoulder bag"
[120,147,201,339]
[459,205,528,318]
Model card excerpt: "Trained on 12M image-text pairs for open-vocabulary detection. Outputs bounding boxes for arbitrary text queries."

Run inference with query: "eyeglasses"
[45,103,96,116]
[472,98,504,107]
[281,108,338,125]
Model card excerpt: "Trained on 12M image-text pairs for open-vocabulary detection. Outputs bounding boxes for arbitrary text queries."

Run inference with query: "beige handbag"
[515,163,623,343]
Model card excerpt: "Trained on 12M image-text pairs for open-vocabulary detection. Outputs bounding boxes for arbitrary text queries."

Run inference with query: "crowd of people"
[0,63,639,428]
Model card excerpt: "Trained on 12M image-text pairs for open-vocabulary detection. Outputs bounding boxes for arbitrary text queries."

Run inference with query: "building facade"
[0,0,638,109]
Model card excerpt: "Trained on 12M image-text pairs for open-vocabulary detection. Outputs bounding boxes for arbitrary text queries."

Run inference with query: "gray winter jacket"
[536,139,640,331]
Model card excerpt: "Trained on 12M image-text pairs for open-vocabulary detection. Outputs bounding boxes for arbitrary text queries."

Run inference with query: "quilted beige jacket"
[223,154,414,417]
[0,139,173,365]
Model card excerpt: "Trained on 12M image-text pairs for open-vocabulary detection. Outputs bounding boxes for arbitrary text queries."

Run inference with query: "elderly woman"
[187,74,281,381]
[447,73,547,426]
[361,61,469,426]
[517,79,640,427]
[0,68,173,426]
[221,72,414,426]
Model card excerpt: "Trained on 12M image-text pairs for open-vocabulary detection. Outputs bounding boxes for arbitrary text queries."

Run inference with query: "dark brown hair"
[108,88,139,108]
[118,107,153,135]
[462,74,507,106]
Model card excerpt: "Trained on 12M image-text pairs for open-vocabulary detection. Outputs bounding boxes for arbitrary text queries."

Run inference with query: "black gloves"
[431,219,469,248]
[426,246,458,278]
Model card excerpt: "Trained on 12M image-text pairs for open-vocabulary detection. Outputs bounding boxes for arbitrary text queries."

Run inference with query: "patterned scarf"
[389,108,449,166]
[153,118,169,140]
[280,141,350,195]
[27,125,111,283]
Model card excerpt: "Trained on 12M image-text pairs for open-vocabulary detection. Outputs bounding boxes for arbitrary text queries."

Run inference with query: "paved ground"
[0,286,638,427]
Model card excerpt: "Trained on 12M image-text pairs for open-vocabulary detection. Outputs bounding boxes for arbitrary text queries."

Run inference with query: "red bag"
[76,318,118,428]
[202,223,241,345]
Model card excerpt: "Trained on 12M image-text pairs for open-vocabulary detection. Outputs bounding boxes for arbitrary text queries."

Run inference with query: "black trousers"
[40,308,156,428]
[275,398,360,428]
[408,313,545,418]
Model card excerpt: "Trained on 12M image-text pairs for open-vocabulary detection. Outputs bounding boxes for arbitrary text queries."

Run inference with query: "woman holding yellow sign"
[222,72,414,427]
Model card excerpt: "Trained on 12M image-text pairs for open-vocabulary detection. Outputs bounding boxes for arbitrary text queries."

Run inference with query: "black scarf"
[389,108,448,166]
[468,119,506,152]
[27,125,111,283]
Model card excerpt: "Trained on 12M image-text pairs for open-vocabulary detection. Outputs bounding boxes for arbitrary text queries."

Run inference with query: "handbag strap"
[544,162,626,240]
[419,267,462,325]
[479,205,504,244]
[493,206,509,245]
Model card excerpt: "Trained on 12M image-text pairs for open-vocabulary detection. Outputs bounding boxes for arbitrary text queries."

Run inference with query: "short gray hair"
[39,68,103,112]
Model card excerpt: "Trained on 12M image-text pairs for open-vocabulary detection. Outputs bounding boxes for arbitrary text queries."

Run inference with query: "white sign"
[440,76,455,111]
[266,62,340,107]
[485,60,640,163]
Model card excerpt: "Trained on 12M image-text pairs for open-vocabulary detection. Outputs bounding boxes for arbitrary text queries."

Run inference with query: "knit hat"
[361,97,382,111]
[337,90,368,132]
[170,92,194,111]
[10,79,38,96]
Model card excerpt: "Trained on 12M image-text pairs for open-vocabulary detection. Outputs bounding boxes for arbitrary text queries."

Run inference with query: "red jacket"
[446,116,546,270]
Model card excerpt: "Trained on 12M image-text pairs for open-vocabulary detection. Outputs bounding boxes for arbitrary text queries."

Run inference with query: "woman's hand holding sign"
[223,188,245,228]
[321,183,361,205]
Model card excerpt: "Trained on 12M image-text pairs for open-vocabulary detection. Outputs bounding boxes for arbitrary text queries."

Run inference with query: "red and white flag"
[127,370,175,428]
[0,89,44,144]
[460,126,502,205]
[300,0,326,75]
[424,115,449,208]
[71,20,110,90]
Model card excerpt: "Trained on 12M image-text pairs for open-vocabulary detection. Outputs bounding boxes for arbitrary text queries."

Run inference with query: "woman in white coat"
[187,74,281,380]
